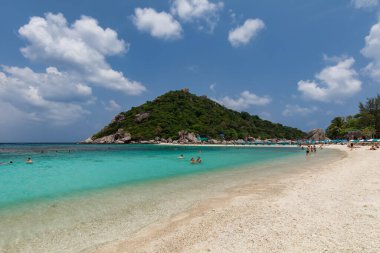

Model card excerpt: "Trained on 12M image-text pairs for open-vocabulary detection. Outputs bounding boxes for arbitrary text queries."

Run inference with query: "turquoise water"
[0,144,343,252]
[0,144,302,209]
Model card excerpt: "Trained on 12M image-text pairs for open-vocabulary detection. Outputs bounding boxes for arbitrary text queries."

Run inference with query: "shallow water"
[0,144,303,208]
[0,144,342,252]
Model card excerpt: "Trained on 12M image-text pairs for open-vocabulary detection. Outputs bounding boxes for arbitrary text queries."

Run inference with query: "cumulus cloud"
[297,57,361,102]
[170,0,224,31]
[228,18,265,47]
[361,20,380,81]
[0,13,147,125]
[352,0,379,9]
[133,8,182,40]
[19,12,146,95]
[209,83,216,91]
[0,66,90,124]
[215,91,271,111]
[105,100,121,111]
[282,104,318,117]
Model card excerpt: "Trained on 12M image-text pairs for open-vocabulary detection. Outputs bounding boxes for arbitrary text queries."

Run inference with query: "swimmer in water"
[178,154,184,159]
[26,157,33,164]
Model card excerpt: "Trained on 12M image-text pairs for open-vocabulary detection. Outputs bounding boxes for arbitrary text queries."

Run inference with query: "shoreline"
[89,145,380,252]
[157,143,301,148]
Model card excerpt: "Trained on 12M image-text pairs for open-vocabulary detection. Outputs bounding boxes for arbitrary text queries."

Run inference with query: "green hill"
[92,89,305,141]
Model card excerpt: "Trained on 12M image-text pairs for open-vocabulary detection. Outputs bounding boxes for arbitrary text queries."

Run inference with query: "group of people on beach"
[302,145,319,156]
[349,142,379,151]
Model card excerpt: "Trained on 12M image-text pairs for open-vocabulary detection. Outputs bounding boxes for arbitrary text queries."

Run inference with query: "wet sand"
[90,145,380,253]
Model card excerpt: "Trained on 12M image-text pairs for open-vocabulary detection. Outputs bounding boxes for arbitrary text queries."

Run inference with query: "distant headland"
[83,89,306,144]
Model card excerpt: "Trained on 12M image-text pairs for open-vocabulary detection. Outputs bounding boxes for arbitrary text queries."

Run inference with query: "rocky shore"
[82,129,302,145]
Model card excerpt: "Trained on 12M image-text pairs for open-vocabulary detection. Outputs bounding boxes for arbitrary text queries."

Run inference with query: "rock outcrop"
[111,113,125,124]
[178,130,198,143]
[134,112,150,123]
[306,128,326,141]
[83,128,131,144]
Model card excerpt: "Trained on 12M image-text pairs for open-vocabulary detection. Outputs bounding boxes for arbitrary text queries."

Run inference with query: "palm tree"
[326,117,346,139]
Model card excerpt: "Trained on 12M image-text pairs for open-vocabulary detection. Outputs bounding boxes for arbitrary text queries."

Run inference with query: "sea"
[0,143,343,252]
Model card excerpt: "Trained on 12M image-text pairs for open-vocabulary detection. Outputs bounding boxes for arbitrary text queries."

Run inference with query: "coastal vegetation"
[92,90,305,142]
[326,94,380,139]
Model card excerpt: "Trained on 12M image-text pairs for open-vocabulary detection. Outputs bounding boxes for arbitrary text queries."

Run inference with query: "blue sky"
[1,0,380,142]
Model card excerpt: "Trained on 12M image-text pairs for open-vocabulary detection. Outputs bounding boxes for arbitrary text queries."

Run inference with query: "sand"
[90,145,380,253]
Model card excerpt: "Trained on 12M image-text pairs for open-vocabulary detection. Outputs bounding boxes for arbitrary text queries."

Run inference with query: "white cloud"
[0,66,90,124]
[0,13,147,126]
[228,19,265,47]
[209,83,216,91]
[105,100,121,111]
[297,57,361,102]
[19,12,146,95]
[282,105,318,117]
[171,0,224,31]
[215,91,271,111]
[133,8,182,40]
[361,21,380,81]
[352,0,379,9]
[322,54,349,63]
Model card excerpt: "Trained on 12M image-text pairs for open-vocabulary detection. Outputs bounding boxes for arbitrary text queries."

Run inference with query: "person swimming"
[0,161,13,165]
[178,154,184,159]
[190,157,196,164]
[26,157,33,164]
[196,156,202,164]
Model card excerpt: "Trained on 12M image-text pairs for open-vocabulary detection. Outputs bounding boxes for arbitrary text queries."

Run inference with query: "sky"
[0,0,380,142]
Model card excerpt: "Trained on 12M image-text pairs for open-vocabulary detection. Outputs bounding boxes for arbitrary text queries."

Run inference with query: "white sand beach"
[90,145,380,253]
